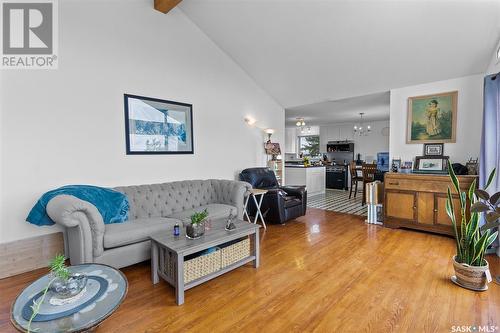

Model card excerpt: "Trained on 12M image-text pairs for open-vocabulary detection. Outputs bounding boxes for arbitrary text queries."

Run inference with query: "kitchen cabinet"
[319,126,329,153]
[339,124,354,141]
[285,166,326,196]
[328,126,341,141]
[285,128,297,153]
[384,173,477,236]
[320,125,353,147]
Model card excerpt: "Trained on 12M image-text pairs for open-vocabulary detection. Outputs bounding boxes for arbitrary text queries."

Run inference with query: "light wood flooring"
[0,208,498,332]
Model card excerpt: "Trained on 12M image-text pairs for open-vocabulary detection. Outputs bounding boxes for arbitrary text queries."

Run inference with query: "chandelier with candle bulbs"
[353,112,371,136]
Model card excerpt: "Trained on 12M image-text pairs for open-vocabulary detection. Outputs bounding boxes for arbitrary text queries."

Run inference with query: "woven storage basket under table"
[161,248,177,283]
[183,250,221,284]
[221,238,251,268]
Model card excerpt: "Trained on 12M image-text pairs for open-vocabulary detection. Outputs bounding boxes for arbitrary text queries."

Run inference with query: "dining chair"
[349,161,363,199]
[361,163,377,205]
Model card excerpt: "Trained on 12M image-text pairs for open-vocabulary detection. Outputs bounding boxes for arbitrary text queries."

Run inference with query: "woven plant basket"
[221,238,250,267]
[452,256,490,291]
[184,250,221,283]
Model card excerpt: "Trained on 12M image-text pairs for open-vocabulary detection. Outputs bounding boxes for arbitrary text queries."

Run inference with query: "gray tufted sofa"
[46,179,252,268]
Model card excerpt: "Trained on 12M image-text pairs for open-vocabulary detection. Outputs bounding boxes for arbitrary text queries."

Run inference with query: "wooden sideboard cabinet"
[384,172,478,236]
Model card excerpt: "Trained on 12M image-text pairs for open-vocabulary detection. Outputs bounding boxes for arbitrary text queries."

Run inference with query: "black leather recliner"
[240,167,307,225]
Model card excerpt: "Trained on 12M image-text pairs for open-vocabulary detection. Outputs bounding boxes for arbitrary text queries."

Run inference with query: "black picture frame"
[423,143,444,156]
[414,155,449,173]
[124,94,194,155]
[391,159,401,169]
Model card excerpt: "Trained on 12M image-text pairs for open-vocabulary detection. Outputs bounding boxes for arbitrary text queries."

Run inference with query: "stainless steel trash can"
[366,181,383,225]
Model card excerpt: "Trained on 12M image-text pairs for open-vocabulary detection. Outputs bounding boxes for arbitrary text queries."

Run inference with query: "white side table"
[243,189,268,229]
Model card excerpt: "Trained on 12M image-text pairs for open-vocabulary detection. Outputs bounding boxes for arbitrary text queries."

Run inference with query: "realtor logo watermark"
[451,325,499,332]
[1,0,58,69]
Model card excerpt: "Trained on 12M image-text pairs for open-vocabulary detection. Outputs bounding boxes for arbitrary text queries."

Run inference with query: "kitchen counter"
[285,165,325,196]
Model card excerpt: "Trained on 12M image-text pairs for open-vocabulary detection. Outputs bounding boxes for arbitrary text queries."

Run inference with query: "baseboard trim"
[0,232,64,279]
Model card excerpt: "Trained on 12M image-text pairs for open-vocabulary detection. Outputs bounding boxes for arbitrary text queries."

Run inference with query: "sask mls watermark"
[1,0,58,69]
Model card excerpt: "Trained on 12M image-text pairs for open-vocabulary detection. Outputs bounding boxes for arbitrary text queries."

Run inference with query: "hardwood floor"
[1,208,498,332]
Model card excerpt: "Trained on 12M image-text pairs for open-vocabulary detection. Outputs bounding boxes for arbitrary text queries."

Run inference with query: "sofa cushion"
[114,180,219,220]
[104,217,179,249]
[167,204,237,222]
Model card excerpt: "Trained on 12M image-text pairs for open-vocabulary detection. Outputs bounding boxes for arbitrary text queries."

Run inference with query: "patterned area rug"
[308,189,367,216]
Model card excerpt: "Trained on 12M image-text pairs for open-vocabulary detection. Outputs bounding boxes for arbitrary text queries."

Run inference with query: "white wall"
[349,120,389,161]
[389,74,483,163]
[486,40,500,74]
[0,1,284,243]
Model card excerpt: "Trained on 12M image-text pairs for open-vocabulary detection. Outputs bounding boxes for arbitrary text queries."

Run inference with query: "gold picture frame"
[406,91,458,144]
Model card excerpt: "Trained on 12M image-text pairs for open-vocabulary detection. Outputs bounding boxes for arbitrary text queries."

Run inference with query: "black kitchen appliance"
[326,165,348,190]
[326,141,354,153]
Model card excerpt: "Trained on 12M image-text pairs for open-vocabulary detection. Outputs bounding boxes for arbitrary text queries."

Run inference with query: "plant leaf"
[486,211,500,223]
[485,168,497,190]
[485,230,499,249]
[490,191,500,206]
[472,230,490,264]
[468,179,477,202]
[470,202,490,213]
[446,187,462,259]
[480,219,500,232]
[448,160,460,194]
[475,189,490,201]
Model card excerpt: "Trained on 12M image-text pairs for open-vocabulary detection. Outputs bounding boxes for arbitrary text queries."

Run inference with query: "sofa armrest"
[280,185,307,215]
[280,185,307,199]
[47,195,105,260]
[210,180,253,219]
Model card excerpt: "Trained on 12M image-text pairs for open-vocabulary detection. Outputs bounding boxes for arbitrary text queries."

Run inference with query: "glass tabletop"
[11,264,127,333]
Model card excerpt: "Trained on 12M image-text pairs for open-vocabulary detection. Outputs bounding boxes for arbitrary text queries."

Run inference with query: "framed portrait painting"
[124,94,193,154]
[406,91,457,144]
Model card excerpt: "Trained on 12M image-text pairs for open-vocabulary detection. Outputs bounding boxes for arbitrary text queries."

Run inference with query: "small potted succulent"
[446,162,498,291]
[185,209,209,239]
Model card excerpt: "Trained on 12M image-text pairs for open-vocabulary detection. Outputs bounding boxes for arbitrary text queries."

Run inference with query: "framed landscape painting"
[406,91,457,143]
[124,94,193,154]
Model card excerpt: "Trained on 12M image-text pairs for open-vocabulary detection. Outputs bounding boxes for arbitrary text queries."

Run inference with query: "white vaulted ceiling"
[179,0,500,109]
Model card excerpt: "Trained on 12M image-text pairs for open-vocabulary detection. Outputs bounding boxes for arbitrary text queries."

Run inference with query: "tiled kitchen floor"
[308,189,367,216]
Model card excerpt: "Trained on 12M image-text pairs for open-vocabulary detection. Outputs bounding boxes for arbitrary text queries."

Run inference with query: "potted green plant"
[446,162,498,291]
[27,254,87,332]
[48,254,87,298]
[185,209,209,239]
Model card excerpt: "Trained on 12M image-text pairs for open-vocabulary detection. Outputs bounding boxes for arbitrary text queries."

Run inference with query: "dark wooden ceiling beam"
[154,0,182,14]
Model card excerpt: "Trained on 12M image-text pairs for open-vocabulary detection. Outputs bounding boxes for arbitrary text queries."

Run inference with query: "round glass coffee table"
[11,264,128,332]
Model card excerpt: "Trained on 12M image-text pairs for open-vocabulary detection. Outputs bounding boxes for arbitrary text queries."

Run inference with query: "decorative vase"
[452,256,490,291]
[49,273,88,298]
[185,221,205,239]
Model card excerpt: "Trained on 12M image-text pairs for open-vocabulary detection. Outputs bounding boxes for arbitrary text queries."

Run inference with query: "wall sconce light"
[244,117,257,126]
[264,128,275,142]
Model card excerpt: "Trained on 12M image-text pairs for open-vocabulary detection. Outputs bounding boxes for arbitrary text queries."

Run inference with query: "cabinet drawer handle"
[413,206,417,209]
[388,182,399,186]
[434,209,438,212]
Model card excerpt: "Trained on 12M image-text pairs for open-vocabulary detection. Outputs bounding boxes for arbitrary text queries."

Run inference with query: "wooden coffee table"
[150,219,260,305]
